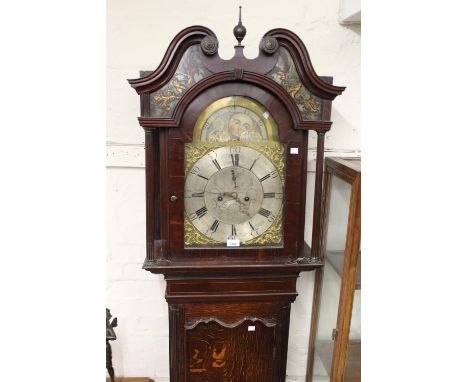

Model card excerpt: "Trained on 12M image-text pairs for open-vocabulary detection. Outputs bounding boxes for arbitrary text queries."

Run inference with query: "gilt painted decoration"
[150,45,209,117]
[267,47,323,121]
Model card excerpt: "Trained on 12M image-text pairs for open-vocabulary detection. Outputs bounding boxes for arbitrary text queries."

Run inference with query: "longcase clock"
[128,10,345,382]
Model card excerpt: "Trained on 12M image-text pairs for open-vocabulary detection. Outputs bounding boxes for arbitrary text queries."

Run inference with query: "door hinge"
[332,328,338,341]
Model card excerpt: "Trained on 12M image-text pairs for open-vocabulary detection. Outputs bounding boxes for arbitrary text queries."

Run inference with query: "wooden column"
[311,131,326,259]
[144,129,155,263]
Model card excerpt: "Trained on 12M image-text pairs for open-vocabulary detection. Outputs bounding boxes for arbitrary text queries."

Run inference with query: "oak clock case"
[128,20,345,382]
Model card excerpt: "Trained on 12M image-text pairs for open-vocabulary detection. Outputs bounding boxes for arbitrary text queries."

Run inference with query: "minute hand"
[204,191,235,196]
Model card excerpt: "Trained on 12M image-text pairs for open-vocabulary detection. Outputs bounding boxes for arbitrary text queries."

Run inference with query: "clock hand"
[231,193,250,209]
[231,169,237,188]
[205,190,236,197]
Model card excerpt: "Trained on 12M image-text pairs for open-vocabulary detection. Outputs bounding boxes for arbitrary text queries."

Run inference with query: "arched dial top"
[184,143,285,248]
[193,96,279,142]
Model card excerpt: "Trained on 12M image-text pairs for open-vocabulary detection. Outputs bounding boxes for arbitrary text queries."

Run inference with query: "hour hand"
[231,169,237,187]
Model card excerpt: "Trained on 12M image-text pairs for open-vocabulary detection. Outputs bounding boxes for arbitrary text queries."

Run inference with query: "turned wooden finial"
[233,6,246,46]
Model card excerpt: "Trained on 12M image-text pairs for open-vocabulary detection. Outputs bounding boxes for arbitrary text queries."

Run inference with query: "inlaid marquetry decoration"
[187,320,276,382]
[150,45,210,117]
[267,47,322,120]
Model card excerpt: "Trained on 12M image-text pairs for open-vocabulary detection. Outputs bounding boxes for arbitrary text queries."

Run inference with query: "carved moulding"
[185,316,277,330]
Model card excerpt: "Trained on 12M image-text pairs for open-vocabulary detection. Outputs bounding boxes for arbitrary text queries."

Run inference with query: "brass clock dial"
[184,144,284,246]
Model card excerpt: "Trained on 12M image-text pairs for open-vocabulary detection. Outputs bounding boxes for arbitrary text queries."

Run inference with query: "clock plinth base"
[165,273,300,381]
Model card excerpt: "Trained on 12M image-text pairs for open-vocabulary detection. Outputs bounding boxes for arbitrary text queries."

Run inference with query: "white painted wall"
[107,0,360,380]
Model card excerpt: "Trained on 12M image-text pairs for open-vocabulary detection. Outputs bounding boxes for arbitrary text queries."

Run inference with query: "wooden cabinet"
[166,275,298,381]
[306,157,361,382]
[128,13,345,381]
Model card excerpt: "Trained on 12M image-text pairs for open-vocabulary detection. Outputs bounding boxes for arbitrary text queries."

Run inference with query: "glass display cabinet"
[306,157,361,382]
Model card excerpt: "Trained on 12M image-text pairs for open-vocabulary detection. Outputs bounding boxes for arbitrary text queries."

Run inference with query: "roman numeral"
[231,153,239,166]
[259,174,271,182]
[195,206,207,218]
[210,219,219,232]
[249,221,255,230]
[249,157,259,171]
[231,225,237,236]
[191,192,204,197]
[212,159,221,170]
[264,192,275,198]
[258,208,271,218]
[197,174,209,180]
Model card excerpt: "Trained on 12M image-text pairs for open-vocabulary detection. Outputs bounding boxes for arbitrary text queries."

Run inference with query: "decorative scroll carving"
[286,256,322,265]
[150,45,209,117]
[201,36,219,56]
[267,47,322,120]
[185,316,277,330]
[259,36,279,55]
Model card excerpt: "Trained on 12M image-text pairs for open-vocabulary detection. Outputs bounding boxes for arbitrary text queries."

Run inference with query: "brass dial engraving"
[184,142,285,248]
